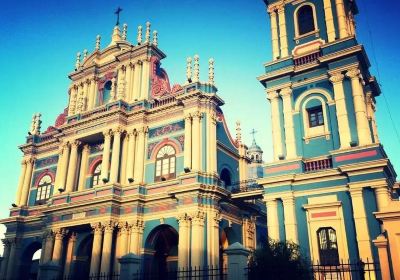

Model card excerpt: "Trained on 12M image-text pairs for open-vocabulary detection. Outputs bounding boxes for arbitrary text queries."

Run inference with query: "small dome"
[248,139,263,153]
[247,138,263,164]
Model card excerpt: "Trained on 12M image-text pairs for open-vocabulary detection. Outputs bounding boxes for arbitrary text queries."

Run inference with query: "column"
[366,92,379,143]
[346,68,372,146]
[209,113,218,174]
[68,86,78,116]
[78,144,90,191]
[19,157,34,206]
[52,229,67,264]
[15,159,27,205]
[134,127,146,183]
[280,88,297,159]
[119,223,130,256]
[58,142,70,191]
[87,78,96,110]
[323,0,336,42]
[43,231,55,263]
[210,210,221,267]
[90,223,103,275]
[92,78,99,108]
[335,0,348,39]
[65,140,81,193]
[267,90,283,160]
[132,62,142,101]
[191,210,205,268]
[6,238,20,280]
[129,219,144,254]
[282,195,298,244]
[101,130,112,183]
[140,60,150,100]
[54,147,64,191]
[330,73,351,148]
[183,114,192,171]
[64,232,77,277]
[126,130,136,183]
[120,135,128,184]
[372,235,391,280]
[125,63,133,101]
[0,239,11,277]
[117,66,126,100]
[100,222,115,274]
[277,5,289,58]
[177,213,191,268]
[268,7,280,60]
[265,199,280,240]
[349,188,375,262]
[191,112,202,171]
[374,186,390,211]
[110,127,122,183]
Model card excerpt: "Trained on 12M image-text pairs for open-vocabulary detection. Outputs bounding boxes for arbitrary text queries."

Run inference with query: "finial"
[236,121,242,143]
[111,25,121,44]
[208,58,215,85]
[145,22,151,43]
[83,49,88,61]
[186,57,192,83]
[95,35,101,51]
[250,129,258,144]
[193,54,200,82]
[137,25,143,45]
[122,23,127,40]
[114,7,123,26]
[152,30,158,46]
[75,52,81,70]
[30,113,42,135]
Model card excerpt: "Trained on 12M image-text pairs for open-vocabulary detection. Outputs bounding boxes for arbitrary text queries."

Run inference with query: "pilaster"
[177,213,191,268]
[52,228,68,264]
[280,88,297,159]
[282,194,298,244]
[78,144,90,191]
[65,140,81,193]
[183,113,192,171]
[267,90,283,160]
[191,209,206,268]
[101,130,112,183]
[110,127,123,183]
[277,5,289,58]
[134,127,147,183]
[265,198,280,240]
[126,129,137,183]
[20,157,35,206]
[268,7,280,60]
[100,221,116,274]
[323,0,336,42]
[90,223,104,275]
[15,159,27,205]
[191,111,202,171]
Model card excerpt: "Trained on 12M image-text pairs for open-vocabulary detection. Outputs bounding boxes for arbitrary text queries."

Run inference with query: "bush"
[248,239,311,280]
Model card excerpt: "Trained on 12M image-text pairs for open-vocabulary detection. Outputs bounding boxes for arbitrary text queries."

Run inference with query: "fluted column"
[65,140,81,193]
[183,114,192,171]
[119,222,130,257]
[90,223,104,275]
[330,73,351,148]
[100,222,115,274]
[323,0,336,42]
[282,195,298,244]
[268,90,283,160]
[126,130,137,183]
[20,157,35,206]
[277,5,289,58]
[349,188,375,265]
[335,0,348,38]
[64,232,77,277]
[268,7,280,60]
[43,231,55,263]
[346,68,372,146]
[191,210,205,268]
[134,127,147,183]
[192,112,202,171]
[78,144,90,191]
[129,219,144,255]
[15,159,27,205]
[101,130,112,183]
[52,228,67,264]
[280,88,297,159]
[177,213,191,268]
[58,142,70,191]
[265,198,280,241]
[110,127,123,183]
[133,62,142,101]
[0,239,11,278]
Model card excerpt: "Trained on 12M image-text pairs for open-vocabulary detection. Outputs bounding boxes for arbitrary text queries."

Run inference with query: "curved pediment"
[81,41,133,68]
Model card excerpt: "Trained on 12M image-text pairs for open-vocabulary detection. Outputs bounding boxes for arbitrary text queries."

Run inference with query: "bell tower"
[257,0,397,271]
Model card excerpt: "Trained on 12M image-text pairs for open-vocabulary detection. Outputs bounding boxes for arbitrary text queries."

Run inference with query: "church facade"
[251,0,398,278]
[0,22,265,279]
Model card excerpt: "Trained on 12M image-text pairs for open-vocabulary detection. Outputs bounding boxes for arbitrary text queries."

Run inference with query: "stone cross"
[115,7,123,26]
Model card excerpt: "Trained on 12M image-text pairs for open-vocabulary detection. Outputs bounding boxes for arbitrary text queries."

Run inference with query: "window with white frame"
[301,96,330,141]
[155,145,176,181]
[92,162,102,187]
[297,4,316,35]
[36,175,52,204]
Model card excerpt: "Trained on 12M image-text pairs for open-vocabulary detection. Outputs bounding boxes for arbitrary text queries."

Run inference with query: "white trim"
[294,2,319,38]
[301,96,331,142]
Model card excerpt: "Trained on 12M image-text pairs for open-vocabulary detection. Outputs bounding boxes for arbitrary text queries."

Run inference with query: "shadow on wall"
[0,224,5,256]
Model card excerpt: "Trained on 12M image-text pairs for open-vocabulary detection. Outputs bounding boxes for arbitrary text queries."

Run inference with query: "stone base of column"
[39,261,61,280]
[119,253,141,279]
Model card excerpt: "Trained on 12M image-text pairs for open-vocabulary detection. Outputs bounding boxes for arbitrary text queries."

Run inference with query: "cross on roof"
[250,129,257,141]
[115,7,123,26]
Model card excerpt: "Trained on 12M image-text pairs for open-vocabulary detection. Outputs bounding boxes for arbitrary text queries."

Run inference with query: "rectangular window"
[307,106,324,128]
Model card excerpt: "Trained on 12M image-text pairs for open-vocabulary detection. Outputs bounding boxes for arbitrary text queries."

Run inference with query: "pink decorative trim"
[148,186,167,194]
[265,163,301,174]
[99,207,107,214]
[150,56,172,99]
[53,198,67,205]
[335,150,378,163]
[97,189,112,196]
[114,189,122,195]
[28,210,40,216]
[88,156,102,175]
[311,211,336,218]
[124,189,138,196]
[34,170,56,187]
[70,193,95,202]
[124,207,132,214]
[150,138,181,160]
[53,216,60,222]
[182,178,196,184]
[183,197,194,205]
[11,211,19,217]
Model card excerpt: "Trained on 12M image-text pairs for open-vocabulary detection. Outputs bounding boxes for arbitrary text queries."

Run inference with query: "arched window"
[102,81,112,104]
[155,145,176,181]
[220,168,232,187]
[92,162,102,187]
[297,5,316,35]
[317,227,339,265]
[36,175,52,205]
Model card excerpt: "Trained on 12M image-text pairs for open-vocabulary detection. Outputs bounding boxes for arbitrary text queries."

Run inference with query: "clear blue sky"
[0,0,399,254]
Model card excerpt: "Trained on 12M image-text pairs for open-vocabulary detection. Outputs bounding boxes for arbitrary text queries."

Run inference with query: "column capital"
[138,126,148,134]
[191,210,206,225]
[26,157,36,165]
[349,187,363,197]
[91,222,105,234]
[82,144,90,153]
[21,158,28,165]
[280,87,292,97]
[184,113,192,121]
[346,68,360,79]
[103,221,117,233]
[266,90,279,101]
[329,73,345,84]
[54,228,68,240]
[192,111,202,120]
[70,140,82,148]
[130,219,145,233]
[2,238,11,248]
[119,221,131,234]
[69,232,78,242]
[112,126,124,135]
[267,5,278,14]
[127,128,137,137]
[277,3,285,13]
[177,212,191,224]
[103,129,113,138]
